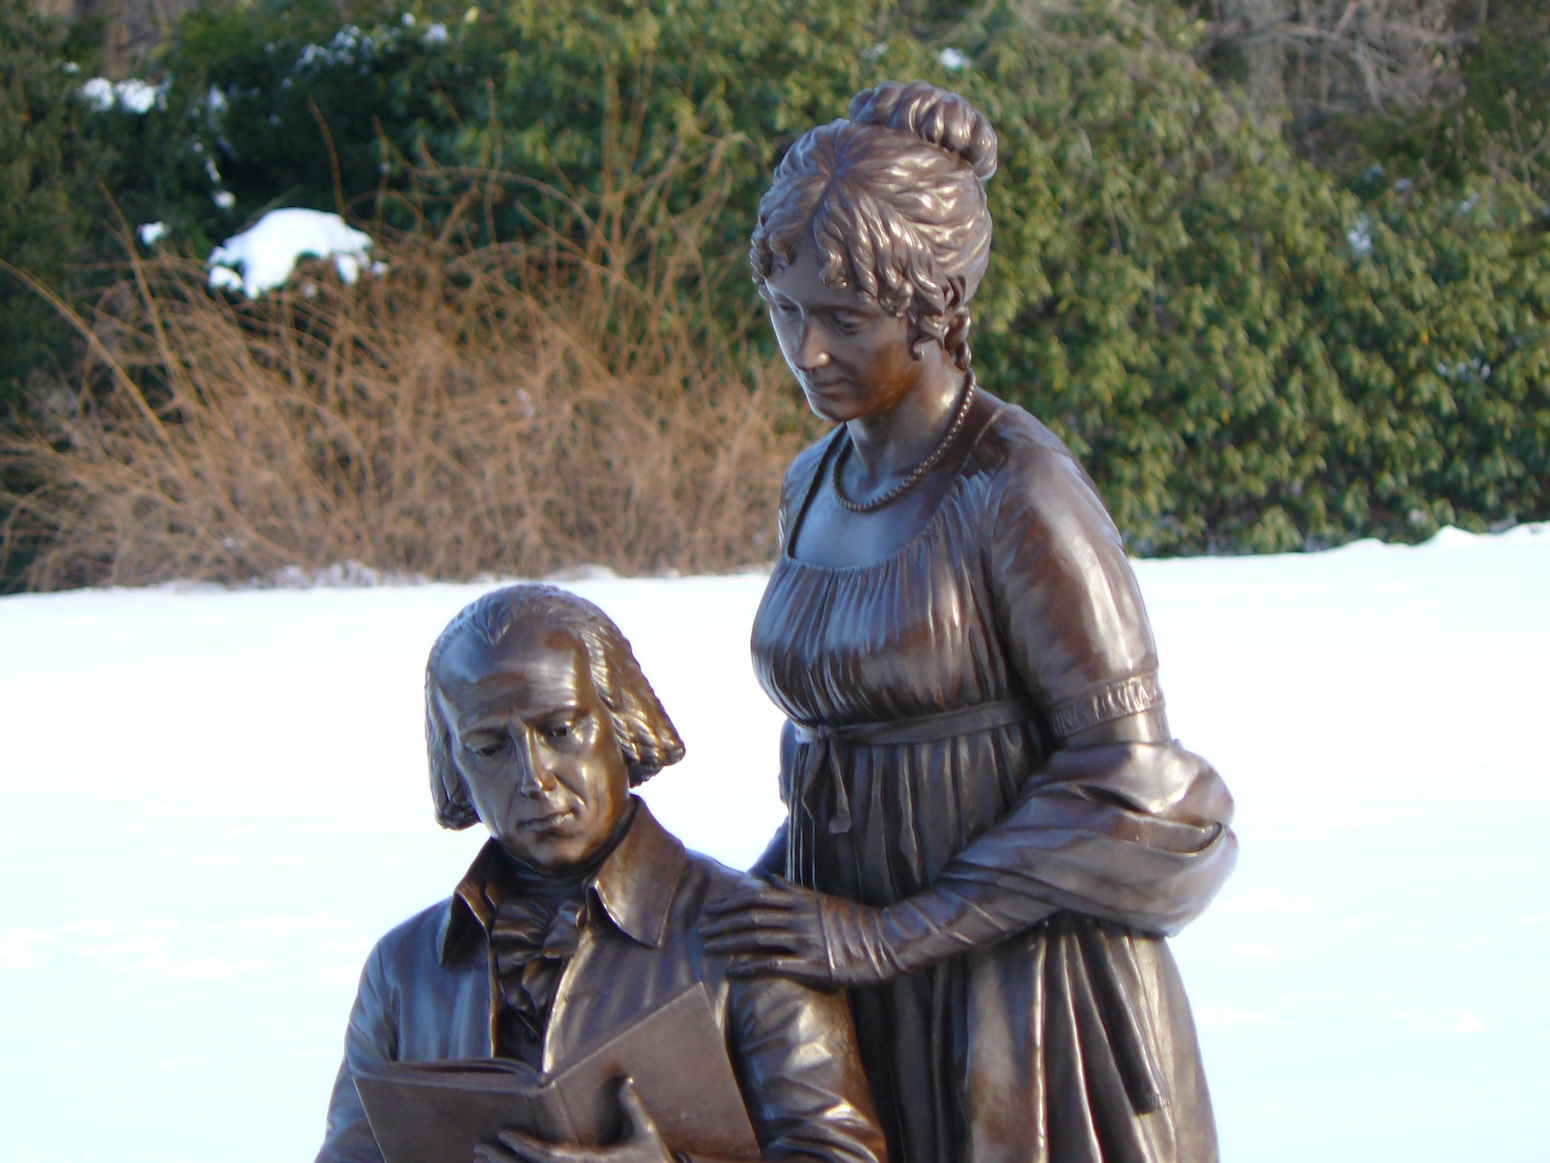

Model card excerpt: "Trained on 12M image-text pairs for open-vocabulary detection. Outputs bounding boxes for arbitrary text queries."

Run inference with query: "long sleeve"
[724,965,886,1163]
[315,943,397,1163]
[981,422,1163,741]
[891,740,1234,957]
[868,431,1237,968]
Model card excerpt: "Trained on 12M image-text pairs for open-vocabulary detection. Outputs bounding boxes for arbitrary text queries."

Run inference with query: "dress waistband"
[790,698,1033,748]
[787,699,1034,842]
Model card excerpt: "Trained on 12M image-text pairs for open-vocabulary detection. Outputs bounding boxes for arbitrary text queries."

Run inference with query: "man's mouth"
[518,808,576,833]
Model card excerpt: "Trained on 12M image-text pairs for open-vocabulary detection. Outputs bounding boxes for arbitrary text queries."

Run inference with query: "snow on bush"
[80,76,163,113]
[207,208,377,297]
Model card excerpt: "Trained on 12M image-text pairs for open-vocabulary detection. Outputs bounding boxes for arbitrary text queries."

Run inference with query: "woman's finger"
[700,907,810,937]
[704,886,801,915]
[699,911,769,938]
[703,929,809,957]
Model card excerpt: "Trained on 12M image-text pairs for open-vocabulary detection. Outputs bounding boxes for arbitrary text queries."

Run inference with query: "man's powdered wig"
[424,584,685,830]
[750,80,997,372]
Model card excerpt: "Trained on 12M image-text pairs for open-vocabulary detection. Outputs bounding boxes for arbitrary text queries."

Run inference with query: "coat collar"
[437,796,685,964]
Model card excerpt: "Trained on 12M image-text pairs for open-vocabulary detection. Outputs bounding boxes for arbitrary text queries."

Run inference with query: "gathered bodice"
[753,467,1019,729]
[753,401,1164,758]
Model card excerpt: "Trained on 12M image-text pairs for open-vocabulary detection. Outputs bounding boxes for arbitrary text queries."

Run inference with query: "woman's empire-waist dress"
[750,398,1238,1163]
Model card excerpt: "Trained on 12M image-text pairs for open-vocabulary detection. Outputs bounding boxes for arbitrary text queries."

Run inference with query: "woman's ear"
[905,316,946,362]
[943,309,974,371]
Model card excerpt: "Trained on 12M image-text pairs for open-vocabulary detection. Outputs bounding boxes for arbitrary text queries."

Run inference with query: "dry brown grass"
[1,159,814,590]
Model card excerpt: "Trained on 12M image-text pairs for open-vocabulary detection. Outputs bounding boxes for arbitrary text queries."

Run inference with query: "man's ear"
[426,682,480,830]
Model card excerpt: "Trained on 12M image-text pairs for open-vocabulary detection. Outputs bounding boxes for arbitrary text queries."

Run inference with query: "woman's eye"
[468,738,506,758]
[773,300,799,316]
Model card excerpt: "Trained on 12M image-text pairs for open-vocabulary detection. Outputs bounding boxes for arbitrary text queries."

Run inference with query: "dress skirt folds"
[750,398,1238,1163]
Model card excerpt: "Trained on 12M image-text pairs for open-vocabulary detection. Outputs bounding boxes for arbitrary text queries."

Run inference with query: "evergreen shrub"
[941,1,1550,549]
[7,0,1548,578]
[0,2,105,413]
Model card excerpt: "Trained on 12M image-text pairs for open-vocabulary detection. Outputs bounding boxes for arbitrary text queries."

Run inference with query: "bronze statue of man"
[316,584,884,1163]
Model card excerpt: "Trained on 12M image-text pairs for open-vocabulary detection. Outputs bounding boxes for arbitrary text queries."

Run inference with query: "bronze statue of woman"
[702,81,1239,1163]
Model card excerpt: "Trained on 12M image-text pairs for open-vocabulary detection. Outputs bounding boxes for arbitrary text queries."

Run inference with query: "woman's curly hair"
[750,80,997,373]
[424,584,685,830]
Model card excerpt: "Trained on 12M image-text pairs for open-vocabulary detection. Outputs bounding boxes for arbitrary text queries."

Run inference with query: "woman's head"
[750,80,997,372]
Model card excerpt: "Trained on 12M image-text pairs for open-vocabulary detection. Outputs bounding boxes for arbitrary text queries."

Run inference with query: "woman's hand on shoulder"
[700,877,899,989]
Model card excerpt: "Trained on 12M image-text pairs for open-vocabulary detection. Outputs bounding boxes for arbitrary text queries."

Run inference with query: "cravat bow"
[489,896,587,1038]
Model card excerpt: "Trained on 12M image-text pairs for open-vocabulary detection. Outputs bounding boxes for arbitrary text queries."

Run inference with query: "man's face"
[436,621,631,870]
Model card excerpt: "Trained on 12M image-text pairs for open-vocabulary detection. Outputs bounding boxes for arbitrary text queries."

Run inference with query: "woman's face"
[763,240,924,424]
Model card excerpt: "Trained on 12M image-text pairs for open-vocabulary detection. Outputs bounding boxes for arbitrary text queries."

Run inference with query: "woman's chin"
[801,390,859,425]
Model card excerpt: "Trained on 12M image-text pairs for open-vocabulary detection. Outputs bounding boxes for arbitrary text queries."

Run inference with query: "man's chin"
[502,822,603,871]
[523,842,595,872]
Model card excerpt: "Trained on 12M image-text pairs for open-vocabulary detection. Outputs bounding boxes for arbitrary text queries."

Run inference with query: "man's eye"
[773,300,799,316]
[542,722,571,742]
[467,738,507,758]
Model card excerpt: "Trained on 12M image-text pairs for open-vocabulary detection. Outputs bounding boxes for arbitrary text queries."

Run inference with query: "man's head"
[425,585,684,870]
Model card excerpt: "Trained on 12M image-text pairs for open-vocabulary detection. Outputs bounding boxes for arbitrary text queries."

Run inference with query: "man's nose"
[511,732,556,797]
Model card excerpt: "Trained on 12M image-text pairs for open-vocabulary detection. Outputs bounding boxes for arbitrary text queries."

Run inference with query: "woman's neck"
[844,351,966,484]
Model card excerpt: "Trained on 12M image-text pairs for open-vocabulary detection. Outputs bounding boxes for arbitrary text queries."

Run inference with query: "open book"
[355,983,760,1163]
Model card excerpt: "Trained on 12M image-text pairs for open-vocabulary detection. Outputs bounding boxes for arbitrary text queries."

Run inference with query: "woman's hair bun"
[848,80,998,182]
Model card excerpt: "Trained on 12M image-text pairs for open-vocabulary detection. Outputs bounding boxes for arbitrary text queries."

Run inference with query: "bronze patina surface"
[317,585,884,1163]
[703,80,1237,1163]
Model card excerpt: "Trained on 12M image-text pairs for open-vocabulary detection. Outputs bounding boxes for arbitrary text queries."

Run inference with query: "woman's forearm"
[830,727,1236,979]
[912,736,1237,938]
[828,876,1060,979]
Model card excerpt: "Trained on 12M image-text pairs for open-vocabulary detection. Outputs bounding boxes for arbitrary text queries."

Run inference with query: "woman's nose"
[795,319,831,372]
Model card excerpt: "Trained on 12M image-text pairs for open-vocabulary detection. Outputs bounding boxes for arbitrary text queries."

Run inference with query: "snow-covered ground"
[2,528,1547,1163]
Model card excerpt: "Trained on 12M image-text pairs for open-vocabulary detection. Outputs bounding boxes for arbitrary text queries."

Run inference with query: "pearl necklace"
[831,374,977,514]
